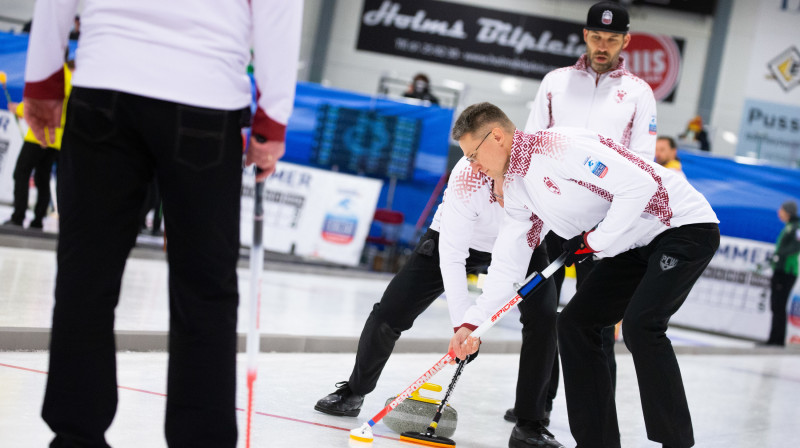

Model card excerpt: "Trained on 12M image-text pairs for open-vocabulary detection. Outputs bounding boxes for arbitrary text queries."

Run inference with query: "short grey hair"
[451,102,515,141]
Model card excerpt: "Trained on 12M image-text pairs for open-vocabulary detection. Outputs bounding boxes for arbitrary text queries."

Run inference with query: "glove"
[562,232,596,266]
[456,348,479,364]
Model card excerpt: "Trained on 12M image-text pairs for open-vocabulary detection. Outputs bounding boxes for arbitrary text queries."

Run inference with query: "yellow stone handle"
[409,382,442,404]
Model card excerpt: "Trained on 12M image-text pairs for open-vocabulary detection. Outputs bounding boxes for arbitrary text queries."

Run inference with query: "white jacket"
[24,0,301,141]
[525,55,657,161]
[459,128,718,328]
[430,158,504,328]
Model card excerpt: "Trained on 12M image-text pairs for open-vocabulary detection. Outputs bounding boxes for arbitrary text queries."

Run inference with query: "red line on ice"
[0,362,400,440]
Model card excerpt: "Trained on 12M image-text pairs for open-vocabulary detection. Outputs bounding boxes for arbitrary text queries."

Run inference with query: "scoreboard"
[311,104,422,180]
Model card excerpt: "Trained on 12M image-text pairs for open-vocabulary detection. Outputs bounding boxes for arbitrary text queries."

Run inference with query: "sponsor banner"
[672,235,774,340]
[622,32,683,102]
[240,162,383,266]
[0,110,23,204]
[736,98,800,166]
[356,0,683,101]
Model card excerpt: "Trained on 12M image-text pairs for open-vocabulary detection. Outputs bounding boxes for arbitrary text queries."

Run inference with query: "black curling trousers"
[558,223,719,448]
[767,270,796,346]
[513,243,560,422]
[348,229,491,395]
[42,87,245,448]
[10,140,58,223]
[539,232,617,417]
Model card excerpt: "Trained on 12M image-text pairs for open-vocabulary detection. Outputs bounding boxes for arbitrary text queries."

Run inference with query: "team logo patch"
[649,115,657,135]
[602,10,613,25]
[543,177,561,195]
[583,157,609,178]
[616,89,627,103]
[660,254,678,271]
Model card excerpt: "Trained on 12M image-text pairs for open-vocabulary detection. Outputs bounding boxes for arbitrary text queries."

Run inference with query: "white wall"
[0,0,36,31]
[711,0,800,159]
[298,0,324,82]
[708,0,760,157]
[318,0,714,142]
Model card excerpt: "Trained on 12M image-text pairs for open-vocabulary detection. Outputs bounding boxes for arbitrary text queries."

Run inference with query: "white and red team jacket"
[429,157,504,329]
[525,55,658,161]
[457,128,718,330]
[24,0,302,142]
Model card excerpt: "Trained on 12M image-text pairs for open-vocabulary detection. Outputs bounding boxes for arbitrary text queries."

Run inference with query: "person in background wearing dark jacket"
[766,200,800,346]
[403,73,439,105]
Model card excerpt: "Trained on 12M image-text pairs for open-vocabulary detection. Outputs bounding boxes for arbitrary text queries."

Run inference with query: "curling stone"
[382,383,457,438]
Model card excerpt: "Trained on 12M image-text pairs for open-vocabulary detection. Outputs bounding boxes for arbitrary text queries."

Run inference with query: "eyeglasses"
[466,130,492,164]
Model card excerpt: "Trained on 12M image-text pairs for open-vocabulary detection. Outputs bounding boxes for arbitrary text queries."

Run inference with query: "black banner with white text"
[356,0,684,101]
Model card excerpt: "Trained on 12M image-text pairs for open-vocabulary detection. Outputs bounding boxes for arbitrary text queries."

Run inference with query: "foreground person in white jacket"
[449,102,719,448]
[24,1,302,446]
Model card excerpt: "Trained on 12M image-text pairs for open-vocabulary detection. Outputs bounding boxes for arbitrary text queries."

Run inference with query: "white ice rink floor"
[1,230,799,448]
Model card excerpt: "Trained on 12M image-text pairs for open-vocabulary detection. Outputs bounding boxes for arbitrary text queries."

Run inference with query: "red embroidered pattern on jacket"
[569,179,614,202]
[452,165,494,204]
[598,135,672,225]
[527,213,545,248]
[508,130,568,178]
[575,54,589,71]
[547,92,555,128]
[620,110,634,148]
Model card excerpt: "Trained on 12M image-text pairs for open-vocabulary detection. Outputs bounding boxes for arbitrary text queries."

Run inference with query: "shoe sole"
[509,436,564,448]
[314,404,361,417]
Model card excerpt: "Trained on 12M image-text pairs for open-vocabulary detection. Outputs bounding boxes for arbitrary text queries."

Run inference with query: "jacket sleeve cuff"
[455,323,478,333]
[24,69,65,101]
[583,230,597,252]
[251,108,287,142]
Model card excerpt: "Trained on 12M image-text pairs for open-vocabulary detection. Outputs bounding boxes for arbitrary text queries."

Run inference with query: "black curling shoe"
[314,381,364,417]
[509,419,565,448]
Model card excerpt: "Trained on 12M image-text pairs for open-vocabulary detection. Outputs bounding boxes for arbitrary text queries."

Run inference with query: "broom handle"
[245,140,267,448]
[363,252,566,428]
[427,359,466,430]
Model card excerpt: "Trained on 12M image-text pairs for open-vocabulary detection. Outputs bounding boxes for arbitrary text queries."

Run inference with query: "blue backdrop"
[680,149,800,244]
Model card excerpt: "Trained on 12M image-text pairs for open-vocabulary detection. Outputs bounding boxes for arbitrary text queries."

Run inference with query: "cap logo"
[602,10,613,25]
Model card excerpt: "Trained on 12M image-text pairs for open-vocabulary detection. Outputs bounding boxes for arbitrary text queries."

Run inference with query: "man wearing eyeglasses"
[502,1,660,439]
[315,155,563,448]
[450,102,718,448]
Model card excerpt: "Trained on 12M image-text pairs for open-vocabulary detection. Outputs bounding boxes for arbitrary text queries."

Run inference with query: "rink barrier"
[1,327,796,355]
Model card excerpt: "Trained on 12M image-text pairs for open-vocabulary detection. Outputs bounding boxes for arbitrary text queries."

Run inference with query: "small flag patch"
[584,157,609,178]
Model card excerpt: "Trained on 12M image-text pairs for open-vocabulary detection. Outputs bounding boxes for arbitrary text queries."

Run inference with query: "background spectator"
[766,200,800,346]
[403,73,439,105]
[655,135,683,173]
